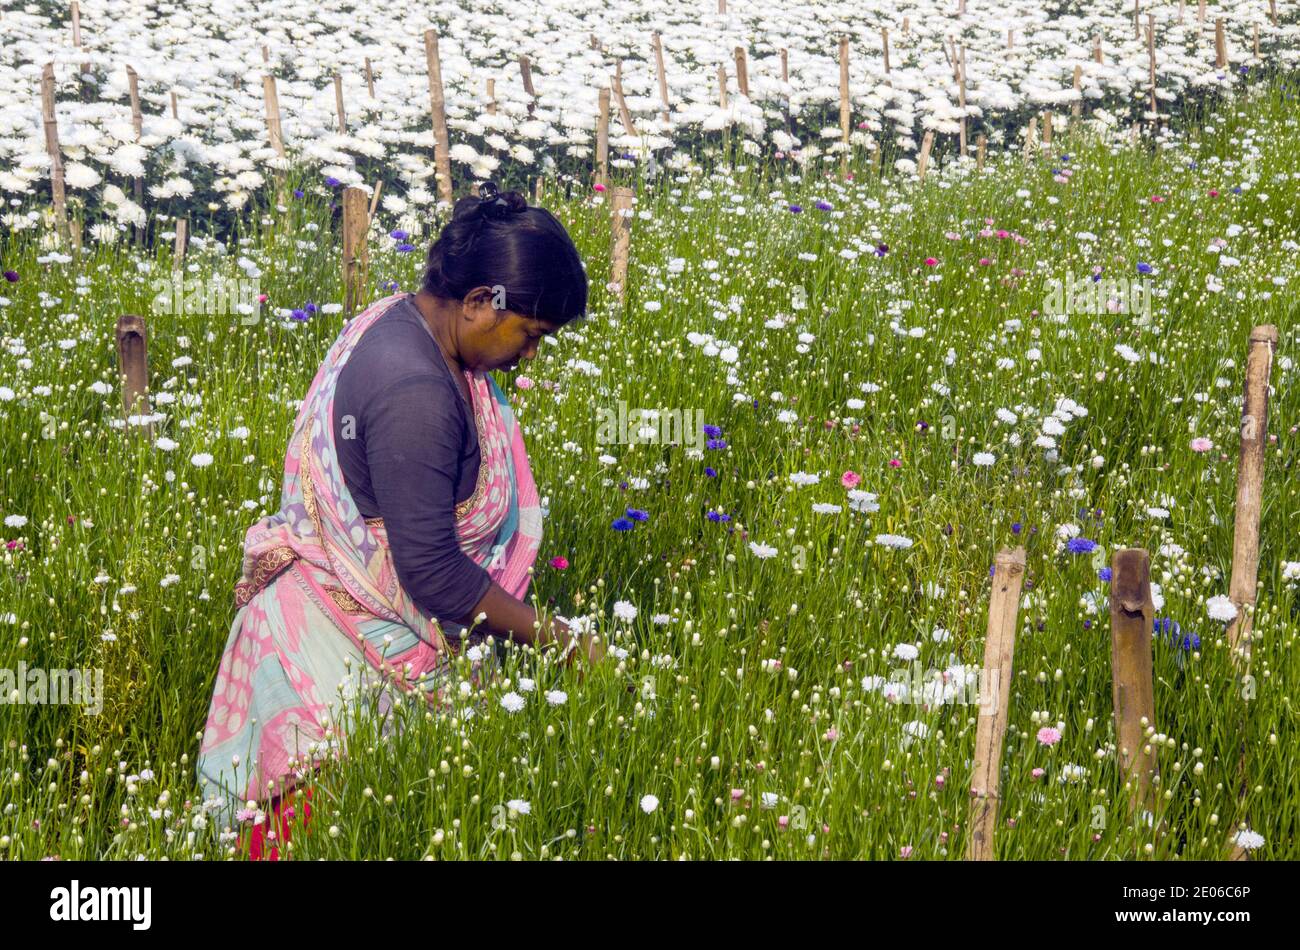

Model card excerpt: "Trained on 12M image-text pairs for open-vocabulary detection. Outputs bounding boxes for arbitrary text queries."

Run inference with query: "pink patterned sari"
[197,291,541,826]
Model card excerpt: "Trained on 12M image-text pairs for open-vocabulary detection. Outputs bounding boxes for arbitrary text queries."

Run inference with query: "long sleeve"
[360,372,492,623]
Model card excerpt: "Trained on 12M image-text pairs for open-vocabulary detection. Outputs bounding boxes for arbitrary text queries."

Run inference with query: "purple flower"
[382,280,400,292]
[324,176,341,188]
[1098,567,1113,582]
[293,188,304,199]
[290,309,309,321]
[706,438,727,450]
[814,200,833,211]
[702,424,722,438]
[304,301,317,313]
[704,467,718,478]
[395,243,415,253]
[788,204,803,213]
[1066,537,1098,554]
[1011,522,1023,535]
[625,507,649,522]
[2,270,18,283]
[611,517,634,531]
[875,244,889,257]
[390,229,409,240]
[1136,262,1152,275]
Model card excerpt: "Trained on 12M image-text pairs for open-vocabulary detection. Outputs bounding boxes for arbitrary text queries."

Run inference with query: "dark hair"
[422,182,587,325]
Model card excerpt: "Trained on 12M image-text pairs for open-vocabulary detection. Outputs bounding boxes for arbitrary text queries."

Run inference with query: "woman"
[197,183,601,859]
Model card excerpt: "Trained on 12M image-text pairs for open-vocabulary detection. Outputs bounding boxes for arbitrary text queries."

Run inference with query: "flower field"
[0,7,1298,861]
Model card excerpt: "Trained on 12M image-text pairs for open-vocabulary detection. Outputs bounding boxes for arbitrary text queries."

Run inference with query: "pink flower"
[934,774,945,787]
[1208,188,1219,197]
[549,556,569,570]
[778,815,790,829]
[515,375,534,390]
[257,293,268,303]
[923,257,938,267]
[888,458,902,469]
[1036,726,1061,746]
[731,788,745,801]
[840,470,860,488]
[944,231,960,240]
[1031,767,1045,779]
[593,183,606,192]
[996,229,1009,239]
[1190,437,1213,452]
[1149,194,1165,203]
[823,727,839,742]
[978,257,991,266]
[774,150,784,159]
[900,845,913,859]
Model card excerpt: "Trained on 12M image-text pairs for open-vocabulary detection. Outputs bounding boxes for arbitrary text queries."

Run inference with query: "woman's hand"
[547,617,604,674]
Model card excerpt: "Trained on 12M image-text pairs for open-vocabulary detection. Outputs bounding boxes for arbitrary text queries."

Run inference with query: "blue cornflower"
[706,438,727,450]
[1137,262,1153,275]
[611,517,634,531]
[702,424,722,438]
[815,200,833,211]
[1066,537,1098,554]
[382,280,400,292]
[305,301,317,314]
[788,204,803,213]
[293,188,304,199]
[290,309,309,321]
[875,243,889,257]
[625,507,649,522]
[390,229,409,240]
[1232,186,1243,194]
[1011,522,1023,535]
[1098,567,1113,582]
[704,467,718,478]
[395,243,415,253]
[324,175,341,187]
[1060,154,1071,162]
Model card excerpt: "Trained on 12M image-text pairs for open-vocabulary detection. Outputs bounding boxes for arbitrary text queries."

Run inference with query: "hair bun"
[475,181,528,221]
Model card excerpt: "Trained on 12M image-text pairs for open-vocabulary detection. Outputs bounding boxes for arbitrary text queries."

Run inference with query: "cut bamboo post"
[125,64,145,242]
[838,35,850,180]
[976,133,986,171]
[718,63,728,109]
[1270,0,1278,26]
[1072,65,1083,123]
[487,78,496,115]
[596,85,610,190]
[366,179,383,227]
[780,48,788,84]
[1226,325,1278,659]
[1215,19,1227,67]
[1134,0,1141,39]
[262,74,285,157]
[717,0,726,13]
[652,32,670,123]
[967,546,1026,861]
[365,57,375,98]
[262,44,270,63]
[612,62,638,137]
[1147,16,1158,118]
[733,46,749,99]
[115,314,150,431]
[341,186,369,316]
[519,54,536,115]
[534,176,543,204]
[902,17,909,34]
[1042,111,1053,147]
[1023,116,1038,164]
[609,185,633,300]
[1179,0,1185,24]
[957,44,967,157]
[590,34,600,51]
[1008,29,1013,50]
[173,218,187,270]
[1110,548,1158,818]
[1198,0,1206,24]
[1094,34,1103,64]
[917,130,934,181]
[40,64,69,243]
[334,72,346,133]
[423,30,453,206]
[1253,24,1260,59]
[170,89,178,119]
[71,1,90,76]
[882,28,890,73]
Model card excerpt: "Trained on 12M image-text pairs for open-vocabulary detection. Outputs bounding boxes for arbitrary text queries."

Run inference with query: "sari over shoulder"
[196,291,541,824]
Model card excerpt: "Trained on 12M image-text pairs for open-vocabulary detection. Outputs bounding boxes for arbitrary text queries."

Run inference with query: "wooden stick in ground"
[609,186,633,301]
[976,133,986,171]
[1110,548,1159,819]
[263,74,285,157]
[40,64,69,243]
[173,218,187,271]
[487,78,496,115]
[1253,25,1260,59]
[115,314,150,434]
[334,72,346,133]
[916,130,934,181]
[1072,65,1083,123]
[534,176,543,204]
[341,186,369,316]
[519,54,536,115]
[126,65,145,241]
[1134,0,1141,39]
[1198,0,1206,24]
[1178,0,1185,24]
[366,179,383,227]
[1094,34,1103,64]
[170,89,178,119]
[882,28,890,74]
[1215,19,1227,68]
[717,63,727,109]
[612,62,638,137]
[71,1,90,75]
[1147,15,1159,123]
[1226,325,1279,660]
[780,48,788,84]
[1023,116,1038,164]
[423,30,453,207]
[596,86,610,189]
[839,35,850,180]
[652,32,670,123]
[733,46,749,99]
[1007,29,1013,50]
[1042,111,1052,147]
[957,44,967,157]
[717,0,726,13]
[365,57,375,98]
[1270,0,1278,26]
[967,546,1026,861]
[262,44,270,63]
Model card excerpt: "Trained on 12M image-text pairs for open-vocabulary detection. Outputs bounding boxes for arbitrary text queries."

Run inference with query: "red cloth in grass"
[244,788,313,861]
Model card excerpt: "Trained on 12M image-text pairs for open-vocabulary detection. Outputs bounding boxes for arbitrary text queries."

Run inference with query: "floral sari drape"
[196,291,541,823]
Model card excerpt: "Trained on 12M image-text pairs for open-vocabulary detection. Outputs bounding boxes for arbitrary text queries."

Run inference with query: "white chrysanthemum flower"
[639,794,659,814]
[190,453,214,467]
[506,799,531,816]
[1206,595,1237,622]
[613,600,637,623]
[893,643,919,661]
[154,437,178,452]
[500,691,525,713]
[875,534,913,550]
[748,541,778,559]
[544,689,567,706]
[972,452,995,466]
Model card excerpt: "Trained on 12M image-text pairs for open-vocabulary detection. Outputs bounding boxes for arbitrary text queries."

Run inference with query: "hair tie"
[475,181,524,221]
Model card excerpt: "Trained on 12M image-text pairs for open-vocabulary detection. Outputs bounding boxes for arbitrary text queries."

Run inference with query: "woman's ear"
[462,285,504,324]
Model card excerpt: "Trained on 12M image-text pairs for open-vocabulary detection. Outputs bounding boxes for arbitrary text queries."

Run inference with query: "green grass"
[0,77,1297,860]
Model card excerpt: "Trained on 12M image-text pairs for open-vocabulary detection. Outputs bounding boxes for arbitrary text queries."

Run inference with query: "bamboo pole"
[610,186,633,300]
[519,54,536,115]
[1253,25,1260,59]
[334,72,346,133]
[596,86,610,190]
[1008,29,1013,50]
[839,35,850,180]
[976,133,986,171]
[1198,0,1206,24]
[1226,326,1279,659]
[423,30,453,206]
[115,315,150,434]
[71,1,90,76]
[263,74,285,157]
[967,547,1026,861]
[1147,15,1158,119]
[40,64,69,243]
[717,0,726,12]
[365,57,375,98]
[170,89,178,119]
[1270,0,1278,26]
[718,63,728,109]
[1110,549,1159,818]
[366,180,383,227]
[262,44,270,64]
[958,44,967,158]
[534,176,543,204]
[173,218,187,270]
[1023,116,1038,164]
[1215,19,1227,68]
[1042,111,1052,148]
[612,62,638,137]
[780,48,788,84]
[917,130,934,181]
[486,78,497,115]
[1094,34,1103,64]
[733,46,749,99]
[882,28,890,74]
[652,32,670,123]
[125,64,144,242]
[342,186,369,315]
[1072,65,1083,123]
[1179,0,1185,24]
[1134,0,1142,40]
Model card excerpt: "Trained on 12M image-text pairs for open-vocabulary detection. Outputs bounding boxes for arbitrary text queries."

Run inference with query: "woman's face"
[460,289,562,372]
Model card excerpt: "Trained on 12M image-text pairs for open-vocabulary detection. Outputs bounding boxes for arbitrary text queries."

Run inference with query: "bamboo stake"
[341,186,369,316]
[612,62,638,137]
[596,86,611,190]
[71,1,90,76]
[717,0,726,13]
[423,30,453,206]
[652,32,670,123]
[1023,116,1038,164]
[718,63,728,109]
[334,72,346,133]
[1072,65,1083,123]
[1042,111,1052,148]
[967,547,1026,861]
[519,54,536,115]
[610,186,633,300]
[917,130,934,181]
[40,64,69,243]
[115,314,150,435]
[1253,25,1260,59]
[882,28,890,74]
[365,57,375,98]
[1008,29,1014,50]
[902,17,909,34]
[173,219,187,270]
[958,44,967,158]
[1179,0,1185,24]
[976,133,986,171]
[534,176,543,204]
[1215,19,1227,68]
[366,179,383,226]
[1226,326,1279,659]
[262,44,270,64]
[1110,549,1158,819]
[733,46,749,99]
[839,35,850,180]
[170,89,178,119]
[1270,0,1278,26]
[487,78,496,115]
[780,48,788,84]
[1147,16,1158,119]
[263,74,285,157]
[126,64,144,242]
[1094,34,1103,64]
[1198,0,1206,24]
[1134,0,1142,40]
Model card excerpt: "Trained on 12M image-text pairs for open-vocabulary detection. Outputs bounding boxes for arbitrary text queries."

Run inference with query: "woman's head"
[422,183,587,372]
